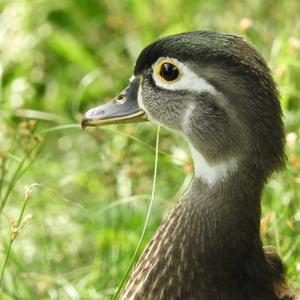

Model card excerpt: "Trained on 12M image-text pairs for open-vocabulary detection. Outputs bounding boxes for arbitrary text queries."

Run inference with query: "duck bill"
[82,77,147,128]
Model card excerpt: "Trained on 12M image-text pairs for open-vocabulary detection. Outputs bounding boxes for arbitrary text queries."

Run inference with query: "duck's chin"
[143,112,183,133]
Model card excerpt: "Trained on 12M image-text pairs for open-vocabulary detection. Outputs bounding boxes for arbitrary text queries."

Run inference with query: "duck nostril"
[115,94,126,104]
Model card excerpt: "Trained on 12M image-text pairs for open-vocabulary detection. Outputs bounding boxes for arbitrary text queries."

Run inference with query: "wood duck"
[82,32,298,300]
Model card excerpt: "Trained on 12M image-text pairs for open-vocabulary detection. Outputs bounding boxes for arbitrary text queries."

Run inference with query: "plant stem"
[0,185,33,287]
[113,126,160,300]
[0,143,39,213]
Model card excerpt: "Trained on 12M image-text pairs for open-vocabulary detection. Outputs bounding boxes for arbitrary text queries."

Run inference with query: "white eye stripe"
[152,57,217,95]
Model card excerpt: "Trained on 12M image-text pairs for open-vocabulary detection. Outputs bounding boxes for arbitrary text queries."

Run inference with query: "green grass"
[0,0,299,299]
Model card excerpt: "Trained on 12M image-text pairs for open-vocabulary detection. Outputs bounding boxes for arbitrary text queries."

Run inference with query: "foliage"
[0,0,299,299]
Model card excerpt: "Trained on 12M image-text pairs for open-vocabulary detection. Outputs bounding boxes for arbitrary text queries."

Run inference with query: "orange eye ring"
[156,60,181,83]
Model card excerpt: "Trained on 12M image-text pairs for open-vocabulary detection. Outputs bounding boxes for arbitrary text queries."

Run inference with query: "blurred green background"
[0,0,299,299]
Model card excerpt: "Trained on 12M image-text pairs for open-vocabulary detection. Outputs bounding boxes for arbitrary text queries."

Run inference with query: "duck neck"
[187,145,266,272]
[121,164,278,299]
[186,172,264,268]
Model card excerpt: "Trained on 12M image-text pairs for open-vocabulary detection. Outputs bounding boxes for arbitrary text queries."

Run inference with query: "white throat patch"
[189,143,237,185]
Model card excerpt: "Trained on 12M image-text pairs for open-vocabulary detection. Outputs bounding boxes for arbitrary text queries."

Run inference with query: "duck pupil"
[160,63,179,81]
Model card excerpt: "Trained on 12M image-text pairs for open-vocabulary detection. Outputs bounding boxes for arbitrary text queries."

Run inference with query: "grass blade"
[112,125,160,299]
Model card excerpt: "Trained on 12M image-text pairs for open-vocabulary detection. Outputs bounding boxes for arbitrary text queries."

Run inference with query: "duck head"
[82,31,285,183]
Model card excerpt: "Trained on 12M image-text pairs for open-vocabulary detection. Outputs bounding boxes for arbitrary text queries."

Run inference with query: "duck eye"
[157,61,180,82]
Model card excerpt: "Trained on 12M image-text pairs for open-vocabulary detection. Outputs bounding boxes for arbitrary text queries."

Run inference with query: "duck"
[82,31,298,300]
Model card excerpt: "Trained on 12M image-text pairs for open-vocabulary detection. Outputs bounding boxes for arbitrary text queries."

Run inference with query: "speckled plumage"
[122,176,295,300]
